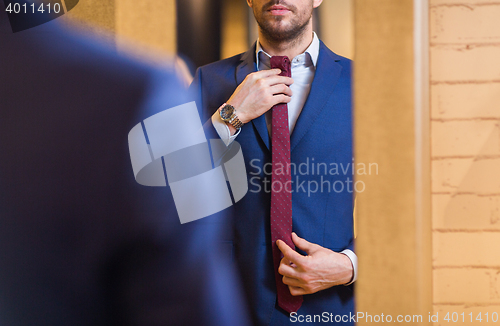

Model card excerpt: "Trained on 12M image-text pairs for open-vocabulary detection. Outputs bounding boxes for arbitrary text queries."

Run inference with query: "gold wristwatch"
[219,103,243,129]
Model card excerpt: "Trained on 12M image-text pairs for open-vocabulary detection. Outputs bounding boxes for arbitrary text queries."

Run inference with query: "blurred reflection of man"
[0,3,249,326]
[191,0,356,325]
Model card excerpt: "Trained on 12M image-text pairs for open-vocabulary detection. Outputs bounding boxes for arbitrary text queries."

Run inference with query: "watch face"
[220,105,235,121]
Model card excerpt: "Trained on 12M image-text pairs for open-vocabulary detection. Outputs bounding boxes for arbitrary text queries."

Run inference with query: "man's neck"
[258,26,314,60]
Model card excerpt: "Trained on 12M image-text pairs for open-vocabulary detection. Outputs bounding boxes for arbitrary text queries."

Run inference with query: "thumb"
[292,232,318,255]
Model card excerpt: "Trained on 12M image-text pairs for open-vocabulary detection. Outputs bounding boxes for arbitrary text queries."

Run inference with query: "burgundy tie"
[270,56,303,313]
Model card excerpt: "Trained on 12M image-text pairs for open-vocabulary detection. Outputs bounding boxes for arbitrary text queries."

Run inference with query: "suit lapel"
[236,44,271,150]
[290,42,343,152]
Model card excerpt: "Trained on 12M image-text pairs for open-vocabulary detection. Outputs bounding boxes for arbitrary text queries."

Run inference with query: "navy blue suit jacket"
[0,7,249,326]
[191,41,355,325]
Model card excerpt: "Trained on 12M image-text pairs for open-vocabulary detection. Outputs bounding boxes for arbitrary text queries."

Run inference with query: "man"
[0,3,248,325]
[191,0,356,325]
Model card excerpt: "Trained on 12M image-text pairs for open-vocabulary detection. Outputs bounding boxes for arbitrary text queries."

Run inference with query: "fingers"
[276,239,305,266]
[291,232,318,255]
[289,286,306,296]
[282,275,302,287]
[251,68,283,78]
[278,258,299,278]
[271,95,292,106]
[267,85,292,108]
[251,68,293,79]
[278,264,297,278]
[264,75,294,87]
[247,70,293,88]
[282,256,298,268]
[269,83,293,97]
[281,256,292,266]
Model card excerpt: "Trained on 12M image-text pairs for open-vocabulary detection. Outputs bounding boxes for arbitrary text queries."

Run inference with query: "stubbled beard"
[254,7,311,43]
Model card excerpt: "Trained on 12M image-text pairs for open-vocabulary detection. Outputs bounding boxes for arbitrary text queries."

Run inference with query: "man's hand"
[227,69,293,125]
[276,232,353,296]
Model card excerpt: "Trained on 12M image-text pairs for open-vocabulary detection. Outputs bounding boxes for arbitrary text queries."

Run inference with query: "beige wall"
[430,0,500,323]
[319,0,354,60]
[115,0,176,56]
[221,0,248,59]
[59,0,116,47]
[60,0,176,60]
[354,0,432,323]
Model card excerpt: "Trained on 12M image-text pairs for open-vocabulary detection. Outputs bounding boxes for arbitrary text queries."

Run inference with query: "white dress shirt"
[211,32,357,284]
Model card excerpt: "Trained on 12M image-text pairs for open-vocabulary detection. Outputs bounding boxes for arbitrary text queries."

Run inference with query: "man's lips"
[268,5,291,15]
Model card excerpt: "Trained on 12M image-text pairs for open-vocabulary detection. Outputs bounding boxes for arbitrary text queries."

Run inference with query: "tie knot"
[270,56,291,77]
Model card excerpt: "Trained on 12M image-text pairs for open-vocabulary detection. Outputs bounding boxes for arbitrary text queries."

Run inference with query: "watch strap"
[219,103,243,129]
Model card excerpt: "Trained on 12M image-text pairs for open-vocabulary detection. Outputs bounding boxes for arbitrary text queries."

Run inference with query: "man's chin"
[261,28,302,42]
[260,22,293,35]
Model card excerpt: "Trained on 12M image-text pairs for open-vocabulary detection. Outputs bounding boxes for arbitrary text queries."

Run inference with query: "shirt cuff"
[211,110,241,146]
[340,249,357,285]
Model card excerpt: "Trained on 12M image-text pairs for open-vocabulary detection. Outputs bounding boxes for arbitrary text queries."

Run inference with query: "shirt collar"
[255,32,320,70]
